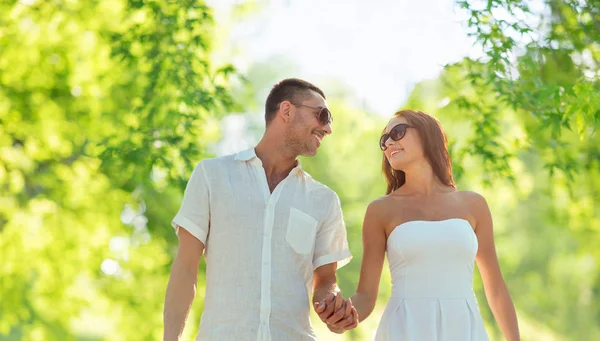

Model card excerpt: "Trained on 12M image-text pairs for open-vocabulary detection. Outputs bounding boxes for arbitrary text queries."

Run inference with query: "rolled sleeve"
[313,193,352,270]
[172,161,210,246]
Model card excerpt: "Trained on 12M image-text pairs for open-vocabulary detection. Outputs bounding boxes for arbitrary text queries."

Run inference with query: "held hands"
[314,292,359,334]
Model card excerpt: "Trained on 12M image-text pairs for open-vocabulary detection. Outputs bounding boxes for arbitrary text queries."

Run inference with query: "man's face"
[286,92,332,157]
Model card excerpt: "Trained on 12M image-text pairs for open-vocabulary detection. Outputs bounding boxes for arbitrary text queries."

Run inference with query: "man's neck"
[255,138,298,179]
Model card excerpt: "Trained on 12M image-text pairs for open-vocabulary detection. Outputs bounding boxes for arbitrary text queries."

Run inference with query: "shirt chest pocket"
[286,207,318,255]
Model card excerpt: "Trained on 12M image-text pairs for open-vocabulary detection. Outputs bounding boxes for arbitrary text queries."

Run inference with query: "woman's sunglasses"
[293,103,333,125]
[379,123,413,151]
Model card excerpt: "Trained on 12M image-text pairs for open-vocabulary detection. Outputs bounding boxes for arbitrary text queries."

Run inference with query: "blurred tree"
[0,0,237,340]
[453,0,599,179]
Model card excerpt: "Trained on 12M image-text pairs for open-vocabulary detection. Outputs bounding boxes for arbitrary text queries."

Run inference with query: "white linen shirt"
[172,148,352,341]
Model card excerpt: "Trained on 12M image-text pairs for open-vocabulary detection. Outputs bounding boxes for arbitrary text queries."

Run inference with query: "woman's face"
[382,116,424,170]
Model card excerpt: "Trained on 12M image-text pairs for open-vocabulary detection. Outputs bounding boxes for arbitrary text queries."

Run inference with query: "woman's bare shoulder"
[366,196,390,215]
[455,190,487,204]
[365,194,411,223]
[454,190,491,226]
[369,193,412,209]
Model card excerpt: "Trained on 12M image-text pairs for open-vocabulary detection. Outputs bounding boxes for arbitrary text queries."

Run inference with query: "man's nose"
[323,122,332,135]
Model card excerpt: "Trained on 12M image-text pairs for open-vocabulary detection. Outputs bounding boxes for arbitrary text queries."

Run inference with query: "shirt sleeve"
[312,192,352,270]
[171,161,210,246]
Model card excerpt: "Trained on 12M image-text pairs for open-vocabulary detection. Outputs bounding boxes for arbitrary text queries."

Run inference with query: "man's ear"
[278,101,293,123]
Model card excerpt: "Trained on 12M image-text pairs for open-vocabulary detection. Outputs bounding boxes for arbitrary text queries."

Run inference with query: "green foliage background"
[1,0,598,340]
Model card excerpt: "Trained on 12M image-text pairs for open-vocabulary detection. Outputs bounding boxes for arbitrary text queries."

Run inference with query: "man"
[163,78,359,341]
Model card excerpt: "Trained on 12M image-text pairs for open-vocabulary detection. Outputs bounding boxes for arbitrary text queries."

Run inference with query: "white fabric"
[172,148,352,341]
[375,218,490,341]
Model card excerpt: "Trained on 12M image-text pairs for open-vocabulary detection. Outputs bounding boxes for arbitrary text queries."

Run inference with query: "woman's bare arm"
[349,199,388,322]
[468,191,520,341]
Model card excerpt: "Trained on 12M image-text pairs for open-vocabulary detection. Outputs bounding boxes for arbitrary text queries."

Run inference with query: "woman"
[342,110,519,340]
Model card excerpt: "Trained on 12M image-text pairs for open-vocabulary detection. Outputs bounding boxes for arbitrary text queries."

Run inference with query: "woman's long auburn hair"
[382,110,456,194]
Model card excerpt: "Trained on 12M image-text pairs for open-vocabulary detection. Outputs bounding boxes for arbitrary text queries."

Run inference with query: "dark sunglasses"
[293,103,333,125]
[379,123,413,151]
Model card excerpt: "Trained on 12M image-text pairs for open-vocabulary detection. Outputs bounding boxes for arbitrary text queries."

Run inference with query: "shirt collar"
[234,147,258,162]
[235,147,307,177]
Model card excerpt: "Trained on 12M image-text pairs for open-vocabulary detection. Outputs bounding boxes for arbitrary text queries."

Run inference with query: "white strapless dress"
[374,218,490,341]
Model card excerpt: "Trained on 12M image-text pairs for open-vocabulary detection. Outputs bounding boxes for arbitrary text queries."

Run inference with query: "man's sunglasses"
[293,103,333,125]
[379,123,413,151]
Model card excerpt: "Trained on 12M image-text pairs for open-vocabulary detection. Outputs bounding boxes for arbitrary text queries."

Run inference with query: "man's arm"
[313,263,342,309]
[163,228,204,341]
[313,263,358,333]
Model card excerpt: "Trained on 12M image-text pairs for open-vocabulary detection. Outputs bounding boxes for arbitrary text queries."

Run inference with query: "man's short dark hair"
[264,78,326,125]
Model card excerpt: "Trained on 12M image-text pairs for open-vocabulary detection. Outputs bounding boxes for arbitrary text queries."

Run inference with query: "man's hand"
[314,291,343,322]
[312,264,358,333]
[314,293,359,333]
